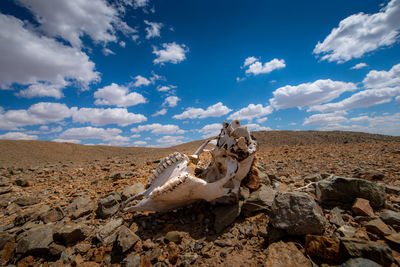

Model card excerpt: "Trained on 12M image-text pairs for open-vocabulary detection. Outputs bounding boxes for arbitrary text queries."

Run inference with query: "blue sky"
[0,0,399,147]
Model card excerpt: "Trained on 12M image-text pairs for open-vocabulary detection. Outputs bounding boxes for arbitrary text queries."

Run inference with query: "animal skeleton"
[124,120,258,212]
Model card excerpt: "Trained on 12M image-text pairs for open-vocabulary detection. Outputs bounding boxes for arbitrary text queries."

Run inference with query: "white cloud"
[396,96,400,102]
[198,123,222,138]
[157,85,177,92]
[59,126,129,142]
[228,104,272,121]
[163,96,180,107]
[102,48,116,56]
[244,58,286,75]
[131,123,185,135]
[134,0,148,8]
[0,14,100,98]
[256,117,268,123]
[144,20,163,39]
[351,63,368,70]
[131,134,141,138]
[303,111,348,126]
[270,79,357,110]
[152,108,167,117]
[52,138,81,144]
[313,0,400,63]
[94,83,146,107]
[119,41,126,47]
[72,107,146,126]
[309,63,400,112]
[0,102,73,130]
[173,102,232,120]
[245,123,271,131]
[132,140,147,146]
[156,135,185,146]
[132,75,151,87]
[153,42,188,65]
[17,0,135,48]
[0,132,38,140]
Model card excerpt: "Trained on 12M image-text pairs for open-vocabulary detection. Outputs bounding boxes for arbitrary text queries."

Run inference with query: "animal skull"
[124,120,258,212]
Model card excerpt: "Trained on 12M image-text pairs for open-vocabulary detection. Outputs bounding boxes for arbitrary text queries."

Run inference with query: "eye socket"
[222,155,227,158]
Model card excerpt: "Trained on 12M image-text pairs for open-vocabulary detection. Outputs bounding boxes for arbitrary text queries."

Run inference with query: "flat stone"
[67,196,93,219]
[264,241,311,267]
[242,184,276,213]
[213,202,242,233]
[385,185,400,195]
[303,173,321,183]
[74,242,91,254]
[122,254,141,267]
[54,222,89,245]
[379,210,400,227]
[305,235,341,263]
[117,225,140,253]
[165,231,183,244]
[96,193,121,219]
[271,192,327,235]
[337,225,356,238]
[16,225,54,254]
[40,207,64,223]
[121,183,145,201]
[384,233,400,245]
[341,238,394,266]
[365,218,394,236]
[97,217,123,245]
[316,177,386,208]
[352,198,375,217]
[339,257,381,267]
[14,196,40,206]
[330,207,345,226]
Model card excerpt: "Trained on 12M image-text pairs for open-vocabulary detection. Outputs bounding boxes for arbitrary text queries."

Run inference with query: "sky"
[0,0,399,147]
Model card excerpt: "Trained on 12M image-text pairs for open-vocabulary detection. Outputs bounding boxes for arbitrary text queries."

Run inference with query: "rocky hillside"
[0,131,399,266]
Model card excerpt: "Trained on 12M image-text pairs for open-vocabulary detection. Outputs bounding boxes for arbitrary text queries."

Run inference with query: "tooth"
[167,160,172,165]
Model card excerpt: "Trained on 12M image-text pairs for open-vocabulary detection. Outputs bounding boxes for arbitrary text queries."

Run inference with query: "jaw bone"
[124,120,258,212]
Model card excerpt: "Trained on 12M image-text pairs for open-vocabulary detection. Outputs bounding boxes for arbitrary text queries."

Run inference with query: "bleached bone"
[124,120,258,212]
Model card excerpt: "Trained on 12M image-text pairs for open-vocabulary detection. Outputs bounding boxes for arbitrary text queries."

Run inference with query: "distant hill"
[1,131,399,168]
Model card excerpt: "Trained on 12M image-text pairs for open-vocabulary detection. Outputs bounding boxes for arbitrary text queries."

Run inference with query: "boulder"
[214,202,242,233]
[242,184,276,213]
[16,225,54,254]
[96,193,121,219]
[117,225,140,253]
[316,177,386,208]
[97,217,123,245]
[40,207,64,223]
[67,196,93,219]
[271,192,327,235]
[14,197,40,207]
[379,210,400,227]
[54,222,89,245]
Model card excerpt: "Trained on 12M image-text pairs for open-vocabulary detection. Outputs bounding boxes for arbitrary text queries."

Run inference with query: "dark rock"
[330,207,345,226]
[352,198,375,217]
[214,202,242,233]
[54,222,89,245]
[40,207,64,223]
[117,225,140,253]
[0,176,10,187]
[96,193,121,219]
[14,177,32,187]
[385,185,400,195]
[242,184,276,213]
[304,173,321,183]
[271,192,327,235]
[110,171,134,181]
[305,235,341,263]
[356,170,384,180]
[337,225,356,238]
[365,218,394,236]
[339,257,382,267]
[67,196,93,219]
[316,177,386,208]
[121,183,145,201]
[16,225,54,254]
[49,243,66,257]
[165,231,183,244]
[0,232,13,250]
[14,197,40,207]
[122,254,141,267]
[264,241,311,267]
[379,210,400,227]
[96,217,123,245]
[341,238,394,266]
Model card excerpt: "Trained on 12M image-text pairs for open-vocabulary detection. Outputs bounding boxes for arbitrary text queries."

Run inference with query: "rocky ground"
[0,131,399,266]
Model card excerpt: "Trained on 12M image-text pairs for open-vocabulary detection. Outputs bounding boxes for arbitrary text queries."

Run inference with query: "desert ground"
[0,131,399,266]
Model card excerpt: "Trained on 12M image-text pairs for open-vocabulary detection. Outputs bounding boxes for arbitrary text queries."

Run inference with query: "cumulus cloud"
[245,123,271,131]
[59,126,129,143]
[132,140,147,146]
[351,63,368,70]
[270,79,357,110]
[0,14,100,98]
[133,0,149,9]
[132,75,151,87]
[198,123,222,138]
[144,20,163,39]
[309,63,400,112]
[94,83,146,107]
[0,102,73,130]
[102,48,116,56]
[243,57,286,76]
[173,102,232,120]
[313,0,400,62]
[131,123,185,135]
[152,109,167,117]
[17,0,135,48]
[0,132,38,140]
[156,135,185,146]
[72,107,146,126]
[228,104,273,121]
[303,111,348,126]
[52,138,81,144]
[153,42,188,65]
[163,96,180,107]
[157,85,177,92]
